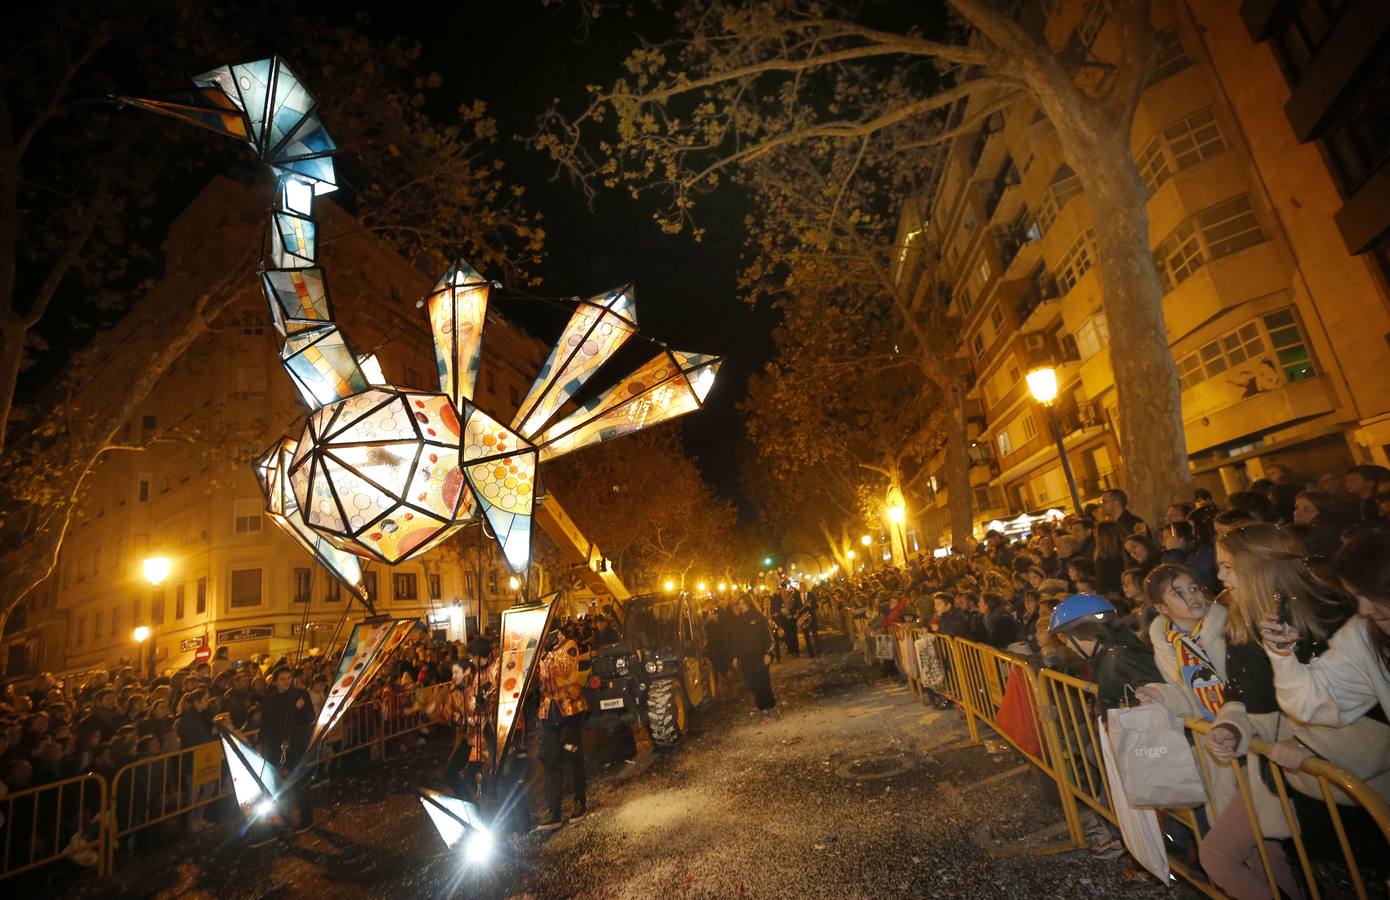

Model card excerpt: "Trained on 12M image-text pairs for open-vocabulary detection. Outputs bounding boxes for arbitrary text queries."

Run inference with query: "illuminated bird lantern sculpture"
[121,57,722,610]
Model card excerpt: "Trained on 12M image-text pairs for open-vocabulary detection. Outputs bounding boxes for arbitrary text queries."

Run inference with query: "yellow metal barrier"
[0,773,107,880]
[949,638,1052,774]
[107,740,232,874]
[382,683,448,758]
[321,698,384,762]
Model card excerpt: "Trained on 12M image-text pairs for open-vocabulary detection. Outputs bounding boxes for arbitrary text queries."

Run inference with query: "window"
[112,606,120,638]
[1262,309,1315,381]
[1199,195,1264,259]
[141,415,157,435]
[972,334,986,358]
[1165,109,1225,170]
[1323,65,1390,196]
[294,568,312,603]
[196,577,207,615]
[1271,0,1349,81]
[1022,414,1038,441]
[364,571,378,603]
[1137,135,1172,196]
[77,615,87,646]
[138,479,150,503]
[998,428,1014,456]
[1151,28,1193,83]
[1076,0,1107,48]
[175,584,186,620]
[958,285,973,313]
[1154,195,1265,292]
[978,258,992,289]
[486,371,496,395]
[394,573,418,601]
[94,611,104,641]
[92,547,100,575]
[1175,310,1310,392]
[325,578,341,602]
[1056,228,1096,294]
[428,574,442,600]
[132,598,141,624]
[230,569,262,608]
[1037,165,1082,233]
[1075,311,1110,361]
[233,499,263,534]
[151,590,164,625]
[990,304,1005,330]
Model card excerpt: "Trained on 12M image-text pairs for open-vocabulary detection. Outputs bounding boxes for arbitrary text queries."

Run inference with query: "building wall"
[22,177,551,676]
[900,0,1390,544]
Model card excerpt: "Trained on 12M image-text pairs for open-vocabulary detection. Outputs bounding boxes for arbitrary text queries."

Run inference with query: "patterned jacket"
[537,638,589,721]
[432,659,497,762]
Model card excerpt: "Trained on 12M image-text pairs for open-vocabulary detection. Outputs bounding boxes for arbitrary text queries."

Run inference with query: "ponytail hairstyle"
[1334,531,1390,672]
[1217,523,1352,645]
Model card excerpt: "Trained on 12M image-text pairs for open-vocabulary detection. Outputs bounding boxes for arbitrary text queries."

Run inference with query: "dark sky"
[362,2,780,512]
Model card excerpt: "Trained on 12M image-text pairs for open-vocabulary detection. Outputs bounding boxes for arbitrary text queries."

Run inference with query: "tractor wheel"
[647,678,686,748]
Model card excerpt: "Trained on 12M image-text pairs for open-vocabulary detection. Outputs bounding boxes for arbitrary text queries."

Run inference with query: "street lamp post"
[1026,366,1083,515]
[141,556,171,680]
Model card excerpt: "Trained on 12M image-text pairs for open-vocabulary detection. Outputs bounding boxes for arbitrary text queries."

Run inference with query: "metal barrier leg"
[1036,686,1086,849]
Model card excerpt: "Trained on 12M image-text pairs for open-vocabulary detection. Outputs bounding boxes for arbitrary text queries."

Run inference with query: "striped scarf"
[1166,618,1226,720]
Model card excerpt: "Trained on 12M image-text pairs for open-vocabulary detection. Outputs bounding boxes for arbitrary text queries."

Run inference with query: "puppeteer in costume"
[431,637,498,800]
[535,630,589,829]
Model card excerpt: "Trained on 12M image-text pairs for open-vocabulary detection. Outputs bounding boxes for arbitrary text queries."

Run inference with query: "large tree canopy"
[538,0,1193,535]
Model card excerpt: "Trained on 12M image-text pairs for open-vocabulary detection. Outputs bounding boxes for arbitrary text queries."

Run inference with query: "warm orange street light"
[1026,365,1082,514]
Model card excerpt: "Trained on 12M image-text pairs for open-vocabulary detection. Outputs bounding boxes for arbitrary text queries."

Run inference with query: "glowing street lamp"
[143,556,171,586]
[507,575,521,591]
[860,534,872,547]
[717,582,727,592]
[132,625,151,643]
[696,581,708,592]
[1026,365,1082,515]
[663,579,676,592]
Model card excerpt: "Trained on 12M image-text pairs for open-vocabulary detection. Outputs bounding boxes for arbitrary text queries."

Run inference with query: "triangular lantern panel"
[354,503,451,564]
[117,87,252,142]
[407,445,470,520]
[512,286,638,439]
[419,788,485,849]
[262,268,332,333]
[274,110,337,162]
[400,392,464,444]
[265,59,314,155]
[221,729,279,816]
[537,354,721,460]
[227,59,274,147]
[319,453,397,537]
[326,396,421,447]
[426,261,490,408]
[270,210,317,269]
[308,618,417,755]
[493,597,557,772]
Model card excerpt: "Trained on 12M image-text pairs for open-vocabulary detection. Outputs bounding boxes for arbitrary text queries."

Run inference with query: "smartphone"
[1274,591,1291,627]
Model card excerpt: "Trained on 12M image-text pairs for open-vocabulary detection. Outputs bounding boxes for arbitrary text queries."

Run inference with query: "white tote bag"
[1098,716,1171,882]
[1106,704,1207,809]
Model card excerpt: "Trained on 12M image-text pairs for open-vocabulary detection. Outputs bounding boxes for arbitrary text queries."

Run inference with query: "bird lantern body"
[123,57,721,612]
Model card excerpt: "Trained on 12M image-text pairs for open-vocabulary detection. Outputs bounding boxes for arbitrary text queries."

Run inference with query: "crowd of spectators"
[817,464,1390,897]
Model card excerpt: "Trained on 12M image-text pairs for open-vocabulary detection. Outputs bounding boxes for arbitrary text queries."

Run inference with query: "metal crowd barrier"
[880,633,1390,900]
[381,683,448,759]
[0,773,107,880]
[107,742,234,873]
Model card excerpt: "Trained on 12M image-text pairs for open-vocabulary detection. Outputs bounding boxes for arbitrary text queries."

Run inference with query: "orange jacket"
[537,638,588,720]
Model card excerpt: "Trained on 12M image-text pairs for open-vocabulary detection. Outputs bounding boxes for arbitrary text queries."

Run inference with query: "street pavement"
[64,641,1174,899]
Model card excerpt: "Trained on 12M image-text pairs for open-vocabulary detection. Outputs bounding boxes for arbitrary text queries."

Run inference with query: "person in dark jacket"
[255,666,316,839]
[980,593,1020,649]
[726,594,778,717]
[1048,594,1163,712]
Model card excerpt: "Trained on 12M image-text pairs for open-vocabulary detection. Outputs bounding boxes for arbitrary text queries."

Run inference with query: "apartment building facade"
[903,0,1390,546]
[3,177,551,677]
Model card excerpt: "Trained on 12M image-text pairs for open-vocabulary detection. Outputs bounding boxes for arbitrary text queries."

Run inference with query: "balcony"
[981,161,1022,222]
[1014,274,1061,332]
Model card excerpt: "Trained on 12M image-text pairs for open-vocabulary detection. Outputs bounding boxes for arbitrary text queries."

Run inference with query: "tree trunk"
[943,380,974,550]
[1064,125,1193,526]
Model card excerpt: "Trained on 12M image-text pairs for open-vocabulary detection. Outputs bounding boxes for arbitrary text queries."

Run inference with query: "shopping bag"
[915,635,945,688]
[1106,705,1206,808]
[874,634,895,660]
[1098,716,1171,882]
[995,671,1041,758]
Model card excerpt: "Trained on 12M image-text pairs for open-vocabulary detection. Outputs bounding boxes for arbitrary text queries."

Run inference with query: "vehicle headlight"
[644,661,659,674]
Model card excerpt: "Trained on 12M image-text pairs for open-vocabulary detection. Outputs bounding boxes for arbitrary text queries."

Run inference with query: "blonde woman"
[1203,525,1358,899]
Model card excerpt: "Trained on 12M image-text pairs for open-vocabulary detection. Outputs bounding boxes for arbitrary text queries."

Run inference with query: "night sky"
[370,2,780,512]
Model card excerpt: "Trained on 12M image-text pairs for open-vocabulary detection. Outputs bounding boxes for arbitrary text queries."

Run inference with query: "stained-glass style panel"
[281,325,367,409]
[309,618,417,754]
[221,728,279,818]
[494,597,557,773]
[116,87,252,142]
[265,60,313,155]
[274,111,336,162]
[461,405,537,571]
[426,261,490,408]
[512,285,637,439]
[263,268,333,334]
[419,788,485,849]
[538,351,722,460]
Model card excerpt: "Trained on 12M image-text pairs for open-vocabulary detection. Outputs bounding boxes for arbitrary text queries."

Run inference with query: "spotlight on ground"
[464,827,494,864]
